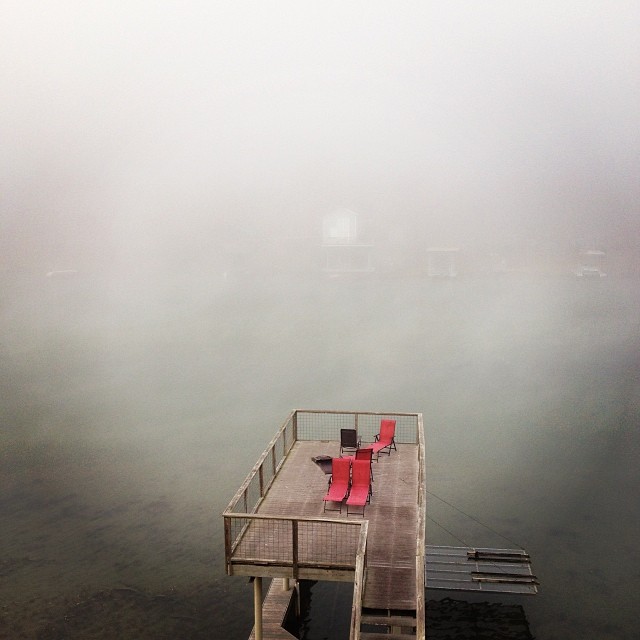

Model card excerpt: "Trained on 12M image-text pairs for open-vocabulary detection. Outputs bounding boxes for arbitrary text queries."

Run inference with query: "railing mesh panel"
[297,520,361,566]
[296,412,357,441]
[245,473,261,514]
[296,411,418,444]
[355,413,418,444]
[229,516,249,552]
[283,415,294,455]
[231,517,294,564]
[229,517,361,568]
[262,452,275,492]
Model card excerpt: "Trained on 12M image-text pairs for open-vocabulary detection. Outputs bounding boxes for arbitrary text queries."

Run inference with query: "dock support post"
[253,576,263,640]
[283,577,290,591]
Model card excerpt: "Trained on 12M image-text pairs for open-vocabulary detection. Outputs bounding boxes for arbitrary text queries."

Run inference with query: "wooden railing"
[223,411,296,519]
[295,409,421,445]
[224,513,365,579]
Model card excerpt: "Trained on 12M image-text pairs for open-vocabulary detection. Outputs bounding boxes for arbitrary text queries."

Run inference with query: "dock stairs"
[360,608,418,639]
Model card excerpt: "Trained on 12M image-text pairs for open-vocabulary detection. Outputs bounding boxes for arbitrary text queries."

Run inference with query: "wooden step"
[360,633,416,640]
[360,614,417,628]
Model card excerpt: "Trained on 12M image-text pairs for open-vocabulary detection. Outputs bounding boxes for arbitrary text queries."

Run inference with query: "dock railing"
[224,410,297,524]
[294,409,421,445]
[224,513,365,579]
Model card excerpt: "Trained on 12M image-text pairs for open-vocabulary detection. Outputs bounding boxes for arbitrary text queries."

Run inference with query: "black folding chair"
[340,428,360,455]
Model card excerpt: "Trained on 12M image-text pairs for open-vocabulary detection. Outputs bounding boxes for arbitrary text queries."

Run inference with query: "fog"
[2,1,639,274]
[2,2,640,639]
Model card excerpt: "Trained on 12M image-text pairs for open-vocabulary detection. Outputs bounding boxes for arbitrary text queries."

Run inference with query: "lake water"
[2,269,639,639]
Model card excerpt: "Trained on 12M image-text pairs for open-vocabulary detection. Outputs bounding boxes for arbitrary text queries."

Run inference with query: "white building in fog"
[576,249,606,277]
[321,209,374,274]
[426,247,460,277]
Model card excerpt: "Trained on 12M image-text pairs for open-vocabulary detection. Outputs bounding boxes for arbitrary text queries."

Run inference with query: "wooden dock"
[223,410,426,640]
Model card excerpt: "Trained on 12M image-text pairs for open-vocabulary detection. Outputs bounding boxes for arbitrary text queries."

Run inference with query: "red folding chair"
[346,460,372,516]
[322,457,351,513]
[355,446,374,490]
[341,447,374,489]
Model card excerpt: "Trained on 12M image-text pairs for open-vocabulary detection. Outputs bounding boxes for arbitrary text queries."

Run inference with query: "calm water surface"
[2,271,639,638]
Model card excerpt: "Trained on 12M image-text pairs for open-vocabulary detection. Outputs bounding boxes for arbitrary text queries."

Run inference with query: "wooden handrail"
[223,512,365,525]
[223,410,295,514]
[295,409,419,417]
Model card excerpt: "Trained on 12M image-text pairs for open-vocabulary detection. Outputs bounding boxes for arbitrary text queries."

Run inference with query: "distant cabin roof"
[324,208,360,219]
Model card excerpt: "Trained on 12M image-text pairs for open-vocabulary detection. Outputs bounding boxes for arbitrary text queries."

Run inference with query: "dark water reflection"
[1,271,639,638]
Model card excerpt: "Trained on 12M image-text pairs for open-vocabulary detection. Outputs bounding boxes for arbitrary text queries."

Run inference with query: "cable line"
[426,515,471,548]
[426,489,525,550]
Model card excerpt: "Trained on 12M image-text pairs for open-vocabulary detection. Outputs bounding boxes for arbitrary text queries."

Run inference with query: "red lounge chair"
[340,447,374,488]
[356,447,374,486]
[346,460,372,516]
[369,419,397,459]
[322,457,351,513]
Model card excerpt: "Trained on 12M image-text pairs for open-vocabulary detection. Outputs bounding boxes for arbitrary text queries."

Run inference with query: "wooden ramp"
[249,579,297,640]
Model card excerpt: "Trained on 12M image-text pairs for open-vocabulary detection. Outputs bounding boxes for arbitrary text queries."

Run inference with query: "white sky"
[2,1,639,262]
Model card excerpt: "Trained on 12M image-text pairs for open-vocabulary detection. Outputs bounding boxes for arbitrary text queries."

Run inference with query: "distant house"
[322,209,374,274]
[426,247,460,277]
[576,249,606,277]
